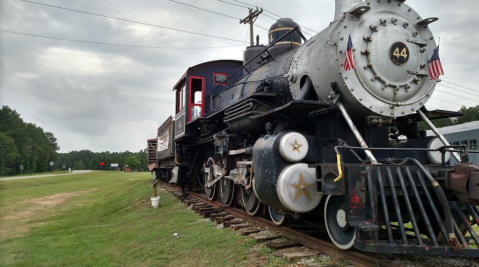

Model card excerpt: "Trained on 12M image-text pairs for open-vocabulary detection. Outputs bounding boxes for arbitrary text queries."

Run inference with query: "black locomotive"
[147,0,479,257]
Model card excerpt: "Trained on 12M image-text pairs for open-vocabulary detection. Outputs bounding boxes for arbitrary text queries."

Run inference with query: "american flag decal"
[344,35,355,71]
[428,45,444,79]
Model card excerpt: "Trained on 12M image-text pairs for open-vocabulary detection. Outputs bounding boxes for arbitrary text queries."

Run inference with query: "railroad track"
[160,182,397,267]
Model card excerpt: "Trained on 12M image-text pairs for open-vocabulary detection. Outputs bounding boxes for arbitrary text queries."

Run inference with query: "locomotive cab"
[172,60,243,140]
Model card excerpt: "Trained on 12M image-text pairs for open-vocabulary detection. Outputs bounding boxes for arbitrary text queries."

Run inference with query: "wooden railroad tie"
[198,208,218,216]
[202,210,221,219]
[194,206,214,213]
[183,199,199,205]
[215,215,236,224]
[266,241,301,249]
[231,223,251,231]
[223,218,243,228]
[282,252,318,262]
[239,229,261,236]
[252,234,282,242]
[191,203,208,210]
[210,212,229,221]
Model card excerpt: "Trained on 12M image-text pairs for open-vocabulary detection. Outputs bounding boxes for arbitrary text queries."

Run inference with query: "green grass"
[0,171,271,267]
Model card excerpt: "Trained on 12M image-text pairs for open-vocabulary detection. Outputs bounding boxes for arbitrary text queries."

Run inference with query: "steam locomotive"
[147,0,479,257]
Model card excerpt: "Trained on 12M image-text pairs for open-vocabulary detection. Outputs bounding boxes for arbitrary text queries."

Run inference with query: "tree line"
[56,149,146,172]
[0,106,147,177]
[419,105,479,130]
[0,106,59,176]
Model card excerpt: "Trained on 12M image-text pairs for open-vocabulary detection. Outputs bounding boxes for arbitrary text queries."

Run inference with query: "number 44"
[393,47,408,59]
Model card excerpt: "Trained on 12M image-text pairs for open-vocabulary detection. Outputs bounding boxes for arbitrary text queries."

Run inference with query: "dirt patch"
[26,189,98,207]
[0,189,98,241]
[134,198,147,206]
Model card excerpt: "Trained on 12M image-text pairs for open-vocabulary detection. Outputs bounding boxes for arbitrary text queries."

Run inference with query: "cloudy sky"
[1,0,478,153]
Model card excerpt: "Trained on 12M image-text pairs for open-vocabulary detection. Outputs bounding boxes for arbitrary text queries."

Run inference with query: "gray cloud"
[1,0,478,152]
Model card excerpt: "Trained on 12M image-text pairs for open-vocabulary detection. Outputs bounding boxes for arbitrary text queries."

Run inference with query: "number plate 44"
[390,42,409,65]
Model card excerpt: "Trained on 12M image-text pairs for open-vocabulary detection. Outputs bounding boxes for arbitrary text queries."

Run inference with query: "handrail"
[214,26,305,92]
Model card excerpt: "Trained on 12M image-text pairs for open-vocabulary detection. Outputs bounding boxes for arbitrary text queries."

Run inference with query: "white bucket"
[151,196,160,208]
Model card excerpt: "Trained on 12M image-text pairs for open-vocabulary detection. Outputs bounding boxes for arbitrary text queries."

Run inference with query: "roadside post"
[20,165,23,175]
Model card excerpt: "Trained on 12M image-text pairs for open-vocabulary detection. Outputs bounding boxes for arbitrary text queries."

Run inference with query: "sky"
[1,0,478,153]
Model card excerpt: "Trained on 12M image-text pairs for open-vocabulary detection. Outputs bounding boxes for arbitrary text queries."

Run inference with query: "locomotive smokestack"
[334,0,362,20]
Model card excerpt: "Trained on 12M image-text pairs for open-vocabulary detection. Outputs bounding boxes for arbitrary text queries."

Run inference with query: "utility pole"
[240,8,263,46]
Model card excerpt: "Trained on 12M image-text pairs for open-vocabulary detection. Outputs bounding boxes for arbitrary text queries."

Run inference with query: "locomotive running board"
[349,164,479,257]
[250,100,329,120]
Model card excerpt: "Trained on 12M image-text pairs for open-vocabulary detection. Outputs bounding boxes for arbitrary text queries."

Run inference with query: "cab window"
[189,77,204,121]
[214,73,227,85]
[176,84,185,113]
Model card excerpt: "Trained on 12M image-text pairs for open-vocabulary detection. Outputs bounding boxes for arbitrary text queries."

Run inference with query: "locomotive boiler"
[148,0,479,257]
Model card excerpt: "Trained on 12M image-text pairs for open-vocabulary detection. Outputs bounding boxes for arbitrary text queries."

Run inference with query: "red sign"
[100,162,105,166]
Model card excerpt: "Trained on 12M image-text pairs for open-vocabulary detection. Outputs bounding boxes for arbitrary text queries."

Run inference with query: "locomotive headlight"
[427,138,451,164]
[278,132,309,162]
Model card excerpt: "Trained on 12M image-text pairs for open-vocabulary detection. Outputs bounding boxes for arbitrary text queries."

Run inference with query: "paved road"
[0,170,92,181]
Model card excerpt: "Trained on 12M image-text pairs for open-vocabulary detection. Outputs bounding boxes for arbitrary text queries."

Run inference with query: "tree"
[457,105,479,124]
[0,106,59,175]
[418,117,455,130]
[419,105,479,130]
[137,148,147,171]
[0,133,20,176]
[125,155,140,170]
[73,159,86,170]
[0,106,22,134]
[45,132,60,151]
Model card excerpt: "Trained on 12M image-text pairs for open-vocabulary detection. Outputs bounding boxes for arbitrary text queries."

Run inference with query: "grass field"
[0,171,288,267]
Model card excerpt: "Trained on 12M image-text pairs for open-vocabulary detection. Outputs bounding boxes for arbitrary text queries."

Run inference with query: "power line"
[217,0,250,10]
[235,2,283,21]
[435,88,479,104]
[233,0,258,9]
[0,29,245,49]
[261,12,279,21]
[170,0,269,31]
[243,24,249,51]
[437,83,479,98]
[18,0,247,43]
[216,0,315,36]
[218,0,314,36]
[263,9,282,19]
[441,80,478,93]
[216,0,285,32]
[430,97,463,106]
[170,0,239,20]
[232,0,318,34]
